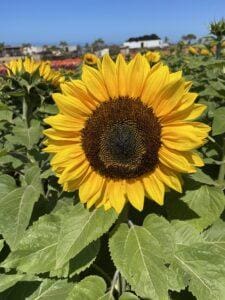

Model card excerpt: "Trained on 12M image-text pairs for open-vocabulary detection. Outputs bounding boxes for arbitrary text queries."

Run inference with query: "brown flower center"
[81,97,161,179]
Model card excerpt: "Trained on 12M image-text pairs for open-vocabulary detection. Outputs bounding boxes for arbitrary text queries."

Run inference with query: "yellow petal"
[116,54,128,97]
[104,201,112,211]
[63,168,92,191]
[127,54,150,98]
[101,54,118,99]
[43,137,81,153]
[142,173,165,205]
[126,180,144,211]
[61,80,97,109]
[141,65,169,106]
[51,146,83,166]
[79,171,105,204]
[159,146,196,173]
[155,79,185,117]
[43,128,81,141]
[52,93,91,118]
[82,65,109,101]
[169,71,182,83]
[184,104,207,121]
[162,121,211,151]
[44,114,85,132]
[185,152,204,167]
[160,93,199,123]
[107,180,126,214]
[155,165,182,193]
[58,159,89,184]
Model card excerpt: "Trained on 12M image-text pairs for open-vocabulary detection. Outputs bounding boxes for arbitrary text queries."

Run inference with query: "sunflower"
[200,49,211,56]
[83,53,98,65]
[145,51,160,63]
[44,54,210,213]
[6,57,64,86]
[188,46,198,55]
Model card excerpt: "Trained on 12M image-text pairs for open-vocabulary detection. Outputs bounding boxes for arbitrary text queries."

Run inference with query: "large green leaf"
[202,219,225,255]
[27,279,73,300]
[109,215,174,299]
[98,293,115,300]
[0,110,13,122]
[0,239,4,251]
[0,174,16,198]
[189,169,217,186]
[50,240,100,278]
[6,119,42,149]
[67,276,106,300]
[0,274,36,293]
[181,185,225,230]
[170,221,225,300]
[0,274,25,293]
[212,107,225,136]
[23,165,43,195]
[2,202,112,275]
[119,292,139,299]
[55,203,117,268]
[2,212,60,273]
[0,175,39,249]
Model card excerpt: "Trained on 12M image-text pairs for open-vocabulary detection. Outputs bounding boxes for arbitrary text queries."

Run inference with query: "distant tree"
[49,45,58,52]
[76,44,82,56]
[0,42,5,51]
[84,43,91,52]
[22,43,31,48]
[92,39,105,52]
[127,34,160,42]
[59,41,68,52]
[182,34,197,44]
[109,44,120,56]
[43,44,49,51]
[164,36,169,43]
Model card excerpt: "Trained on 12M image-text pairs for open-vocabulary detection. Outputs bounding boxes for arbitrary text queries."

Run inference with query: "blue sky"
[1,0,225,45]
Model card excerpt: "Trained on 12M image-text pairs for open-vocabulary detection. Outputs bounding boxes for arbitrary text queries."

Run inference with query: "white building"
[67,45,77,52]
[23,46,44,55]
[95,48,109,57]
[123,35,168,49]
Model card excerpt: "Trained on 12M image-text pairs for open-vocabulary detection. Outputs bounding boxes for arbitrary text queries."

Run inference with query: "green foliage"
[212,107,225,136]
[0,51,225,299]
[180,184,225,230]
[109,215,173,299]
[5,119,42,150]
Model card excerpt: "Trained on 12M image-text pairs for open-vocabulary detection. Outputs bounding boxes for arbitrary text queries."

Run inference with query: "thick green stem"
[22,95,32,127]
[218,137,225,186]
[22,97,28,124]
[216,40,222,59]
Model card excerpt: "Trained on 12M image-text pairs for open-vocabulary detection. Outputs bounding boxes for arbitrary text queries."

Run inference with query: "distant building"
[95,48,109,57]
[23,46,44,55]
[1,46,23,57]
[123,34,168,49]
[120,46,130,56]
[67,45,77,52]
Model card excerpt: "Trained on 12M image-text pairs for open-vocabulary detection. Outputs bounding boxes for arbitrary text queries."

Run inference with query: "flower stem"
[110,270,120,296]
[216,40,222,59]
[218,137,225,186]
[22,97,28,125]
[22,95,32,127]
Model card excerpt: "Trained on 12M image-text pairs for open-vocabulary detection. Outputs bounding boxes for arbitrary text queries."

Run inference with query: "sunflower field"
[1,32,225,300]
